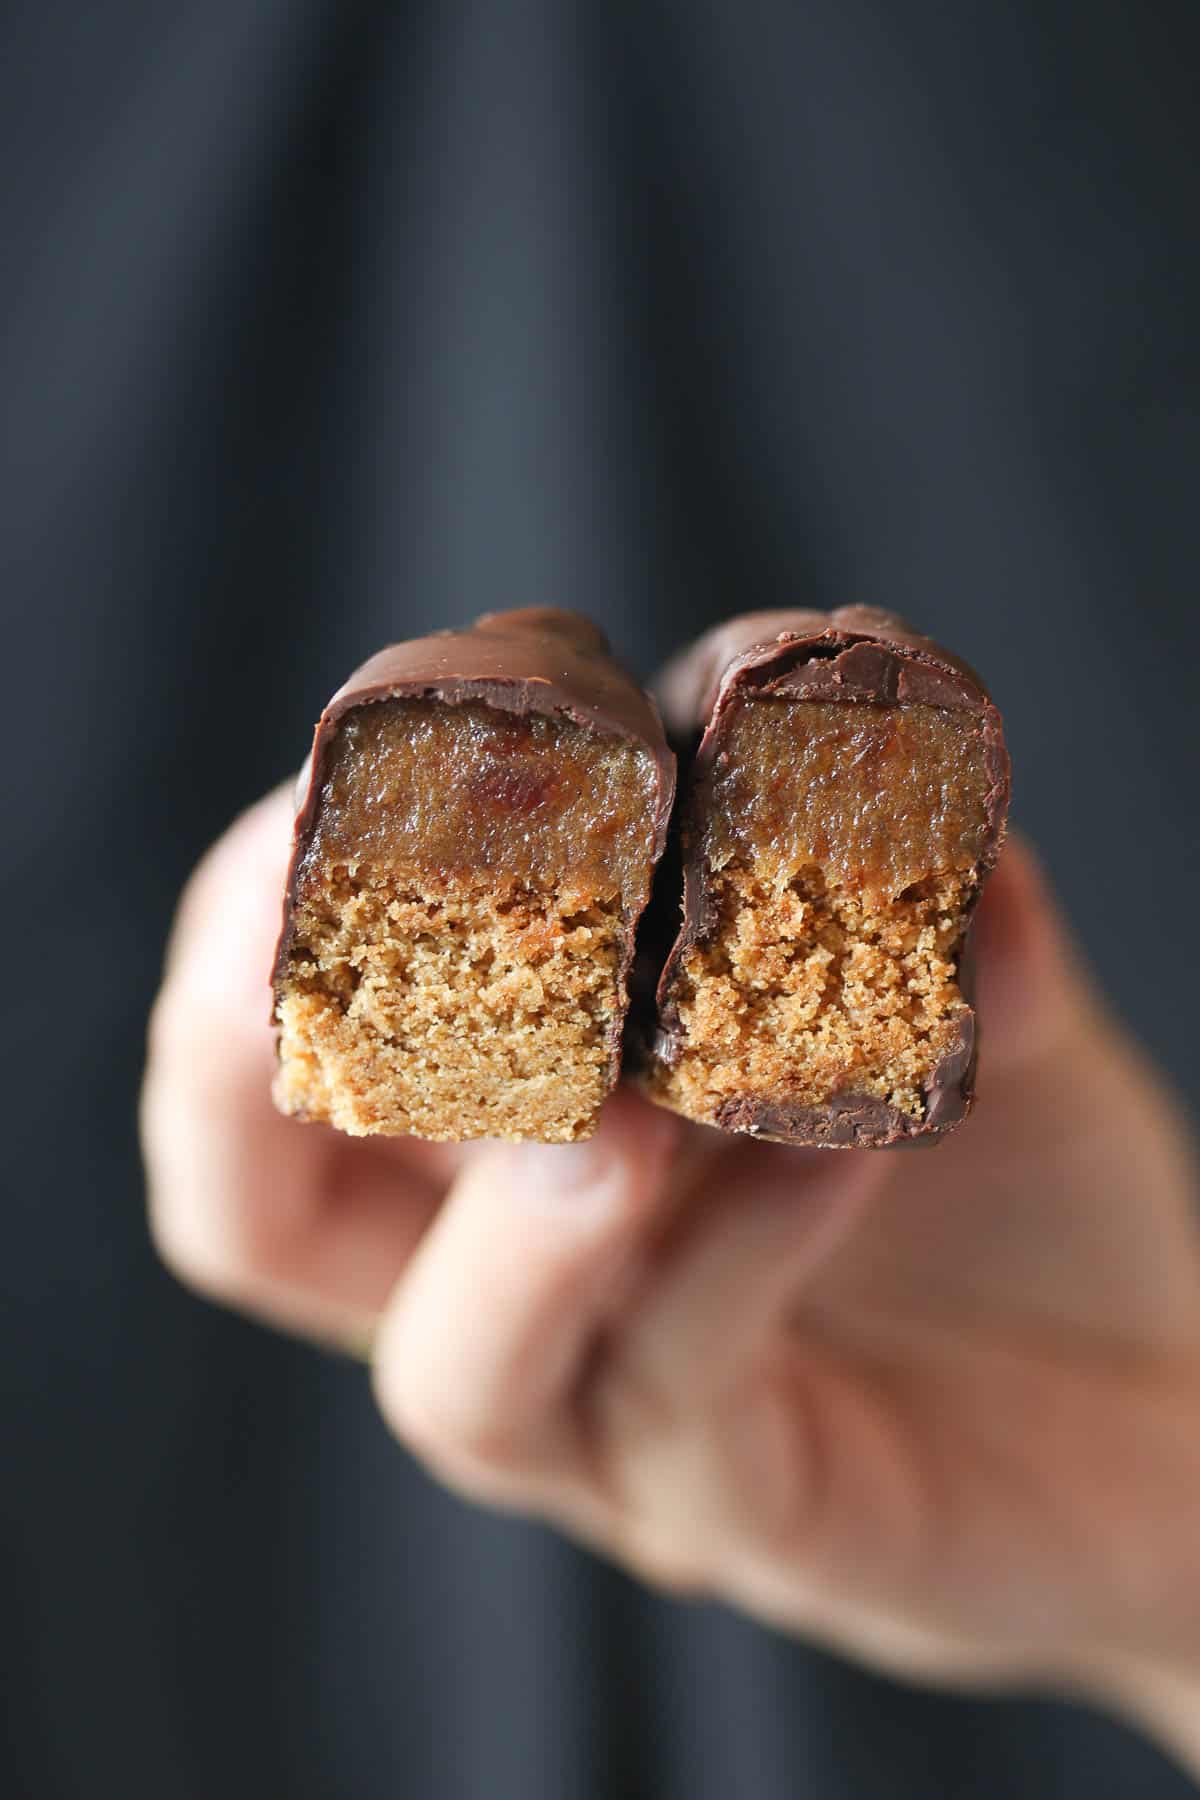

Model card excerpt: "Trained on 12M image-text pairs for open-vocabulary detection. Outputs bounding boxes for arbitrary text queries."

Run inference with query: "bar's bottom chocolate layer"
[648,697,994,1145]
[274,698,660,1142]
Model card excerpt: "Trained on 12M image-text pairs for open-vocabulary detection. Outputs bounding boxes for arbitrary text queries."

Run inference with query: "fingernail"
[493,1131,622,1218]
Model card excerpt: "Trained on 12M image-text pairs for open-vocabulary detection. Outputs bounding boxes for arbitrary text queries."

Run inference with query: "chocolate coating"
[650,607,1010,1148]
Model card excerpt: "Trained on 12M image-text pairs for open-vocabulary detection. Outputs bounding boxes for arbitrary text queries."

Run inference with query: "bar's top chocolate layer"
[651,606,1010,1149]
[274,609,676,987]
[658,604,1002,741]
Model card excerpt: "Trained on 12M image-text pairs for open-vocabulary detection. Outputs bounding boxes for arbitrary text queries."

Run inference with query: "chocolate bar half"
[644,608,1009,1147]
[272,609,674,1142]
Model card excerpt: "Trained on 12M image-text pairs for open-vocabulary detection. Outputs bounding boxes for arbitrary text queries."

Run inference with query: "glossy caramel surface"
[707,698,992,900]
[309,699,658,904]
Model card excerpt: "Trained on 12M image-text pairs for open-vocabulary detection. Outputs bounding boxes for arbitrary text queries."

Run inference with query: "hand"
[141,787,1200,1771]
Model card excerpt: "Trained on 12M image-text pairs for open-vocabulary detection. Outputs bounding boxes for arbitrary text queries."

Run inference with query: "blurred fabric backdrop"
[3,3,1199,1795]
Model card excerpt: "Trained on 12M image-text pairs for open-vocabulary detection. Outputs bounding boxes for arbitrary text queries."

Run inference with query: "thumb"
[370,1093,681,1500]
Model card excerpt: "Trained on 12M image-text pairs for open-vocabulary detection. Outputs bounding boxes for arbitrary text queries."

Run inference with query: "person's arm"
[141,785,1200,1780]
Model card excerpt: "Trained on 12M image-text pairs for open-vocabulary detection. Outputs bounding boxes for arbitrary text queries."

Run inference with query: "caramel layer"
[706,699,992,901]
[309,699,658,903]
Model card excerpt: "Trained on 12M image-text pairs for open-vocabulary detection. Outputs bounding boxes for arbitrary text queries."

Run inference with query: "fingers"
[970,832,1105,1074]
[573,1142,880,1567]
[600,1142,879,1409]
[371,1092,683,1501]
[370,1090,879,1605]
[141,787,443,1347]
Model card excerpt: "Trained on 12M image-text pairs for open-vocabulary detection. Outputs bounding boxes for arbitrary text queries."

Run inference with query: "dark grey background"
[3,2,1198,1795]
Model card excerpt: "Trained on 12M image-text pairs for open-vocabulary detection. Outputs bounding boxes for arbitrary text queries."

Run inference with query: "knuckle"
[146,1194,241,1304]
[374,1370,530,1497]
[145,1155,288,1308]
[141,1061,300,1309]
[625,1531,710,1598]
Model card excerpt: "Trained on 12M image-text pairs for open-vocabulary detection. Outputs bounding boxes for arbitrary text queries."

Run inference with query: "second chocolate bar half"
[642,607,1010,1147]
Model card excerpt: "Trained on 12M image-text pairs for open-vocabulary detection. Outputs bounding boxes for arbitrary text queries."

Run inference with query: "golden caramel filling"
[706,699,992,902]
[310,699,657,902]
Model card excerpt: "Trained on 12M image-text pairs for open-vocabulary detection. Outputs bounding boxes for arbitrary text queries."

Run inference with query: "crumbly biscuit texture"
[275,872,625,1141]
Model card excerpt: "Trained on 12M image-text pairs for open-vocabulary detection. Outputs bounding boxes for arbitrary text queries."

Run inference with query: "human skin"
[141,786,1200,1777]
